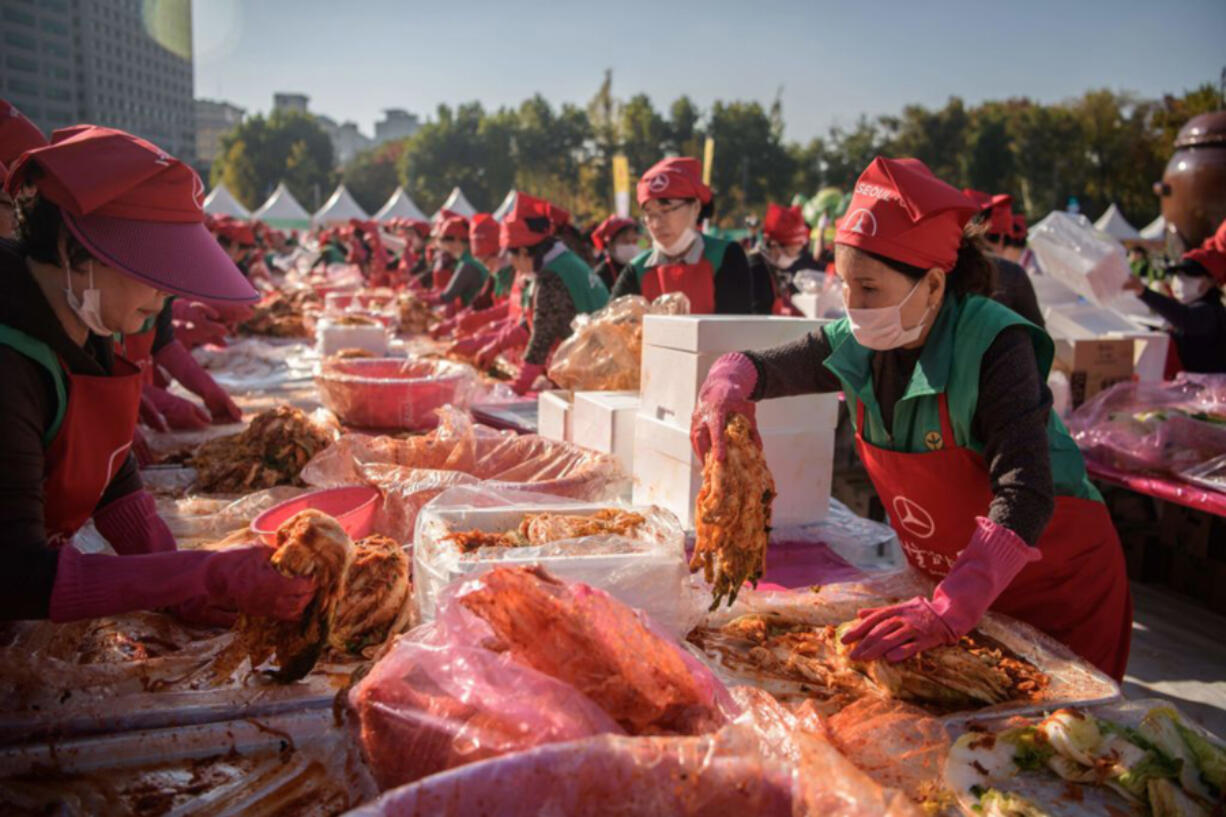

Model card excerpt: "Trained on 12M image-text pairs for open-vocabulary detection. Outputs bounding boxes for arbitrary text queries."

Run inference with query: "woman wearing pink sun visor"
[0,126,314,626]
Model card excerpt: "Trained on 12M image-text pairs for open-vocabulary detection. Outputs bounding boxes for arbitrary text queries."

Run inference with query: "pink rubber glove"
[154,340,241,423]
[841,517,1042,662]
[511,361,547,395]
[690,353,762,462]
[143,385,210,430]
[209,301,255,328]
[49,544,315,623]
[132,428,155,466]
[93,490,175,555]
[173,314,228,349]
[172,299,220,327]
[139,391,169,433]
[475,323,529,370]
[448,327,502,360]
[430,315,460,340]
[458,303,508,334]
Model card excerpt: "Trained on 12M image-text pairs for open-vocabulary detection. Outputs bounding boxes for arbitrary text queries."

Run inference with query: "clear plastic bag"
[412,486,702,635]
[1066,373,1226,477]
[1027,211,1131,304]
[547,293,690,392]
[301,407,629,542]
[348,686,921,817]
[315,358,482,431]
[349,565,734,791]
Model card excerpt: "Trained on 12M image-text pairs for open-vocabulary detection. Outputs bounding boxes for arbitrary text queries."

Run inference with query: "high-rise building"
[375,108,420,144]
[195,98,245,173]
[0,0,195,162]
[273,93,310,115]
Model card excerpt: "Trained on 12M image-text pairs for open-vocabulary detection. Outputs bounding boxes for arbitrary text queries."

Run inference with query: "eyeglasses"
[641,201,691,223]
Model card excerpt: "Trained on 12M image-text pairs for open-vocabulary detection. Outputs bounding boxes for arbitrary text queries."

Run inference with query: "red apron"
[854,396,1132,680]
[44,355,145,546]
[432,266,455,294]
[639,258,716,315]
[117,329,157,387]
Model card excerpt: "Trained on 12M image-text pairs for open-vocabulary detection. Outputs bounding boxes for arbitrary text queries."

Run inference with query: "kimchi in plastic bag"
[547,292,690,392]
[301,407,628,541]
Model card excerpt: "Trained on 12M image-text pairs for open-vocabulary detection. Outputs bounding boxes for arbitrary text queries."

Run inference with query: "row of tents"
[1094,202,1165,242]
[202,182,521,231]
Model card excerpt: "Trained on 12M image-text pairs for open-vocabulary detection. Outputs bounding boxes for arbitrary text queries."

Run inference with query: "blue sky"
[193,0,1225,143]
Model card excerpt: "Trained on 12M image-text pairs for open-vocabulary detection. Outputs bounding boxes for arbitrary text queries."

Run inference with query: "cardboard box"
[537,390,573,443]
[632,412,832,529]
[570,391,639,475]
[1052,338,1135,409]
[642,314,827,355]
[640,344,839,431]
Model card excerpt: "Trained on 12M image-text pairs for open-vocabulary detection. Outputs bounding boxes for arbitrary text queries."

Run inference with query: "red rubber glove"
[143,385,210,430]
[132,428,156,467]
[841,518,1042,662]
[154,340,242,423]
[172,299,220,327]
[430,315,460,340]
[458,303,508,334]
[475,323,529,371]
[511,361,547,396]
[448,327,502,360]
[173,314,228,350]
[49,544,315,623]
[690,353,761,462]
[93,490,175,555]
[209,301,255,328]
[139,391,169,433]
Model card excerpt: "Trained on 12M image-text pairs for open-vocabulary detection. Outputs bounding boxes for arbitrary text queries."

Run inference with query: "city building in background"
[271,92,419,166]
[375,108,420,143]
[0,0,195,163]
[272,92,309,115]
[195,98,245,176]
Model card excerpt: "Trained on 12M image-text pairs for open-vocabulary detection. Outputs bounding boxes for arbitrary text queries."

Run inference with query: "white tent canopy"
[314,184,370,226]
[202,184,250,219]
[1094,203,1141,241]
[1139,214,1166,241]
[252,182,312,229]
[434,186,477,219]
[373,187,428,222]
[492,189,517,221]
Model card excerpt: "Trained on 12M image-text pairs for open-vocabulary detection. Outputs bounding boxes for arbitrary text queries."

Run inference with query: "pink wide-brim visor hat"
[63,210,258,302]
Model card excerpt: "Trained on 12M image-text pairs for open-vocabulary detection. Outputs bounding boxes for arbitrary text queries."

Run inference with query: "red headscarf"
[836,157,977,272]
[436,214,469,240]
[590,215,637,253]
[762,203,810,245]
[500,192,564,250]
[636,157,711,206]
[469,213,500,257]
[0,99,47,168]
[1011,213,1028,242]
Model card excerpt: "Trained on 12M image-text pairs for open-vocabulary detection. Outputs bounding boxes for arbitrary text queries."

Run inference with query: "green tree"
[342,140,409,214]
[210,110,334,210]
[397,102,499,211]
[618,94,668,178]
[667,95,704,157]
[706,100,795,223]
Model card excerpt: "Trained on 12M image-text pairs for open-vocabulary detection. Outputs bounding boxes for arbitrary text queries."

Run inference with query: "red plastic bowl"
[250,485,381,545]
[315,358,473,431]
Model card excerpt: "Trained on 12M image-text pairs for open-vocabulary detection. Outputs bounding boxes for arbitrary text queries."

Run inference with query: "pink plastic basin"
[315,358,472,431]
[250,485,381,545]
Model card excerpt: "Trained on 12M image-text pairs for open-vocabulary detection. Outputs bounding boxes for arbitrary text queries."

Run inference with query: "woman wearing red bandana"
[692,157,1132,681]
[963,190,1044,328]
[0,126,314,626]
[610,157,754,314]
[589,215,640,292]
[747,203,820,315]
[467,194,608,394]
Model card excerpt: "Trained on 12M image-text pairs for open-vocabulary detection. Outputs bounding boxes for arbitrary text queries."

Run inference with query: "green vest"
[628,235,731,286]
[0,324,68,446]
[456,251,490,308]
[492,265,515,299]
[822,294,1100,503]
[543,247,609,315]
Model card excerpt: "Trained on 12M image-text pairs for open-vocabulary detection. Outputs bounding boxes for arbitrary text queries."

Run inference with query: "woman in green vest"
[474,193,609,394]
[691,157,1132,680]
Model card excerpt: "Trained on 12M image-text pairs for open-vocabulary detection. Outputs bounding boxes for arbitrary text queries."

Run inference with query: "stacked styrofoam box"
[537,390,573,442]
[1044,303,1170,383]
[571,391,639,475]
[314,318,389,357]
[634,315,837,529]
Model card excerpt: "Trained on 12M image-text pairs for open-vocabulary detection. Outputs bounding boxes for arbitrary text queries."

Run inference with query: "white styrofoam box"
[640,344,839,431]
[537,390,573,442]
[412,498,696,635]
[571,391,639,474]
[642,314,828,354]
[792,293,820,318]
[1027,272,1081,309]
[1044,304,1169,382]
[1027,211,1131,305]
[632,412,832,529]
[314,319,389,357]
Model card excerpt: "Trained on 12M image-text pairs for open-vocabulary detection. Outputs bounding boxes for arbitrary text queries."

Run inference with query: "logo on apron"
[892,495,936,540]
[924,430,944,451]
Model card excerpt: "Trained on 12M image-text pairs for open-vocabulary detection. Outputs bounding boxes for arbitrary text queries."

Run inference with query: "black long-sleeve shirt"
[745,250,824,315]
[438,259,486,307]
[0,239,144,619]
[609,237,754,314]
[990,256,1045,329]
[1140,288,1226,373]
[745,322,1055,546]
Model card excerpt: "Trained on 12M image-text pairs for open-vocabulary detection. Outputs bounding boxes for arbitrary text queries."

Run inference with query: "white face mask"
[612,243,640,265]
[1171,274,1210,304]
[845,278,933,351]
[63,260,113,337]
[774,251,800,270]
[653,227,698,259]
